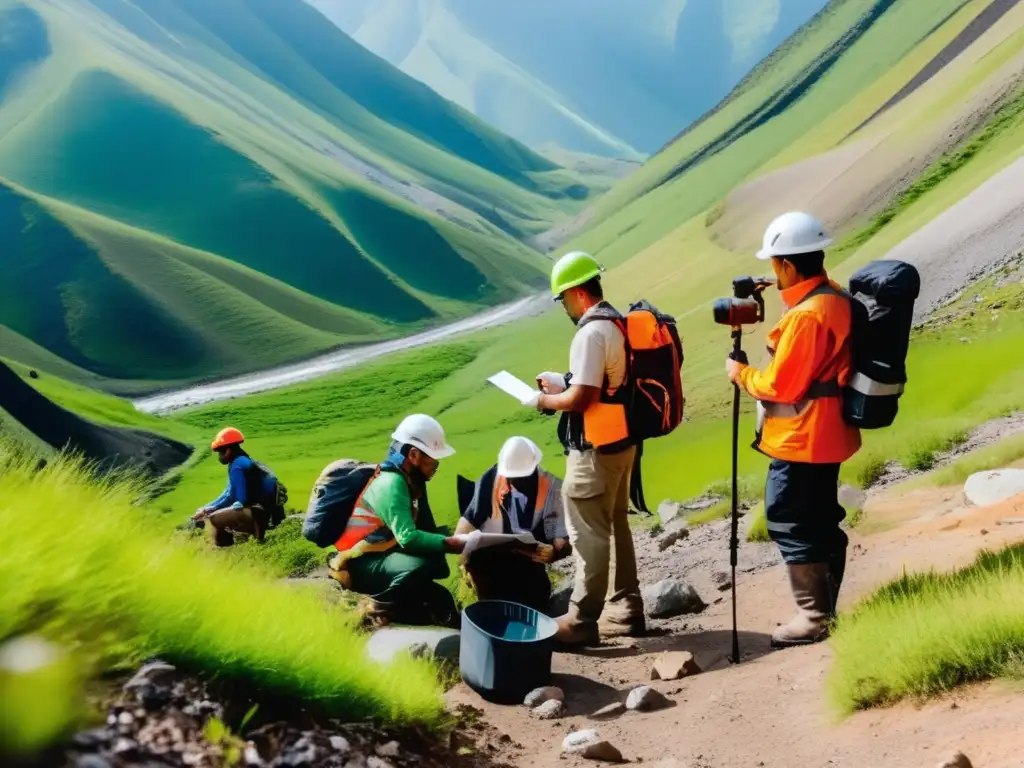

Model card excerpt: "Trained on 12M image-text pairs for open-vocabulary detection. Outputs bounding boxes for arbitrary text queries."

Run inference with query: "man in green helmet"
[531,250,644,647]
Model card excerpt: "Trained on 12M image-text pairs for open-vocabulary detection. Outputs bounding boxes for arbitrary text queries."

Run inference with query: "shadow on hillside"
[0,361,192,478]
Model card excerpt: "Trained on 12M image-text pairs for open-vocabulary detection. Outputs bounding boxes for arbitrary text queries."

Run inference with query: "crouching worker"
[456,437,572,613]
[191,427,286,547]
[329,414,472,629]
[726,212,861,648]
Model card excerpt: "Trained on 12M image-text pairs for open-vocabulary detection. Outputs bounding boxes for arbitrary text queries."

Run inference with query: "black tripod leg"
[729,329,747,664]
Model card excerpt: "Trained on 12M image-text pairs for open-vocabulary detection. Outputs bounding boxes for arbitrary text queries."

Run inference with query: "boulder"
[642,579,706,619]
[531,699,564,720]
[625,685,672,712]
[650,651,702,681]
[657,520,690,551]
[365,628,459,666]
[964,469,1024,507]
[523,686,564,708]
[657,500,684,526]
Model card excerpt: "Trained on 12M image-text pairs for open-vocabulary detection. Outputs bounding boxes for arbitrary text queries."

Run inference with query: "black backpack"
[843,260,920,429]
[246,459,288,527]
[302,460,376,548]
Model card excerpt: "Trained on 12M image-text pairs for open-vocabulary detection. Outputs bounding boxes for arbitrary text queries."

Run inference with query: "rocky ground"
[56,662,506,768]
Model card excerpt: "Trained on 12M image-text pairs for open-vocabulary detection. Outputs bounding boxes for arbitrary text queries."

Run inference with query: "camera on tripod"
[712,276,776,327]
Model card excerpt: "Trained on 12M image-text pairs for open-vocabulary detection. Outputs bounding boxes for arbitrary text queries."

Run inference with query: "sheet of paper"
[487,370,538,404]
[460,532,538,563]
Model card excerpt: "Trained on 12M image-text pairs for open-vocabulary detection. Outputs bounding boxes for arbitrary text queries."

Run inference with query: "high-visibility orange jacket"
[736,274,861,464]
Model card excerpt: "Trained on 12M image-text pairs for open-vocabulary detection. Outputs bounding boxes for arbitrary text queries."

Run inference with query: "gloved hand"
[530,543,555,564]
[521,390,542,408]
[536,372,567,395]
[458,530,484,557]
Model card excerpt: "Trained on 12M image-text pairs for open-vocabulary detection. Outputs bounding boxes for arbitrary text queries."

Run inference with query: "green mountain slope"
[312,0,830,158]
[0,0,597,386]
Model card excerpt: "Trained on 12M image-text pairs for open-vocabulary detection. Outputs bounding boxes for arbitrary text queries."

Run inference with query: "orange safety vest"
[490,472,554,534]
[562,304,631,452]
[739,275,861,464]
[333,468,419,555]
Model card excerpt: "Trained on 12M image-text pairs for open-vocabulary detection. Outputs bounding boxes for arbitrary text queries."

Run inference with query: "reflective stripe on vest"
[333,471,417,555]
[491,472,554,534]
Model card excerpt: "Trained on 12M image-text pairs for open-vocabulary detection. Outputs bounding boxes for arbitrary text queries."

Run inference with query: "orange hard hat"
[211,427,245,451]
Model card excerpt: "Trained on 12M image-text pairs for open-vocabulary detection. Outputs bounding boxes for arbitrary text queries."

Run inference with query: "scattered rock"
[936,751,973,768]
[712,569,732,591]
[589,702,626,720]
[531,699,565,720]
[245,744,264,765]
[75,756,112,768]
[123,661,177,692]
[329,736,351,753]
[838,484,867,510]
[278,737,318,766]
[375,741,400,758]
[73,728,112,750]
[365,627,460,666]
[524,686,564,708]
[997,516,1024,526]
[657,500,684,525]
[964,469,1024,507]
[657,520,690,551]
[650,651,702,681]
[367,758,394,768]
[625,685,672,712]
[562,731,624,762]
[642,579,706,619]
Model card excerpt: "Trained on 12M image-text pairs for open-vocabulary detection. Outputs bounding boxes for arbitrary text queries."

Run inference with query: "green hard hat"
[550,250,603,298]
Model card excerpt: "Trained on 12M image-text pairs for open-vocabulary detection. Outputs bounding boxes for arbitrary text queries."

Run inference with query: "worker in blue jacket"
[190,427,285,546]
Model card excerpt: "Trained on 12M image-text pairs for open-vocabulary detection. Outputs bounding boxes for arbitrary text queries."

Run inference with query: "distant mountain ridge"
[309,0,830,158]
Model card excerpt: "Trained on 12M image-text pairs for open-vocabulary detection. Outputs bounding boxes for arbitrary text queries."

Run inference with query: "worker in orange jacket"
[726,212,861,648]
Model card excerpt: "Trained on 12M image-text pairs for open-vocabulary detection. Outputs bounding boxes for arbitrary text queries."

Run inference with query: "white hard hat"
[497,436,543,479]
[391,414,455,460]
[756,211,833,260]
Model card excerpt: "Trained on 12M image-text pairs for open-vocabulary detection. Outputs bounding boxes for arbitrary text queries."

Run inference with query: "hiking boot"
[771,563,831,649]
[598,614,646,638]
[554,615,600,648]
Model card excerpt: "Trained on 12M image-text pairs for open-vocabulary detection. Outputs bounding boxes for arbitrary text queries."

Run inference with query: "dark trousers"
[764,460,848,577]
[346,550,455,626]
[465,549,552,613]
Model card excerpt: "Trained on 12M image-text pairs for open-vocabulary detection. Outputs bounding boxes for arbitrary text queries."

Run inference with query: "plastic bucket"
[459,600,558,704]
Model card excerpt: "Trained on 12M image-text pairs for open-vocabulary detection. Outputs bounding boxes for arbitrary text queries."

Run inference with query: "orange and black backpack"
[558,300,685,513]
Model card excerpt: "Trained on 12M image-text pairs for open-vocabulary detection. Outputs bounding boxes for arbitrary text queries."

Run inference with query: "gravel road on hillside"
[134,295,549,414]
[884,155,1024,321]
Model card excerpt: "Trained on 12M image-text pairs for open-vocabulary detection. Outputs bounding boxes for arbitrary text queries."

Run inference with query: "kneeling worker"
[331,414,474,628]
[191,427,285,547]
[725,212,861,648]
[456,436,572,612]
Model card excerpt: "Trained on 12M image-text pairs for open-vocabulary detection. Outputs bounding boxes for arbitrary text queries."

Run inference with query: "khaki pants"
[562,446,641,626]
[206,505,267,547]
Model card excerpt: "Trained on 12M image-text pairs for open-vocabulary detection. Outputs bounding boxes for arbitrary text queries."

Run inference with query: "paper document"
[487,370,538,404]
[460,532,538,563]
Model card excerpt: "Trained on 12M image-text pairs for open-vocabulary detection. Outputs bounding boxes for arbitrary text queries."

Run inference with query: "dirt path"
[448,485,1024,767]
[132,295,549,414]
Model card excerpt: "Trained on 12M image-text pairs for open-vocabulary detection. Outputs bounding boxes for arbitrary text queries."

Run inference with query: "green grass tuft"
[0,446,442,728]
[745,501,769,543]
[829,543,1024,713]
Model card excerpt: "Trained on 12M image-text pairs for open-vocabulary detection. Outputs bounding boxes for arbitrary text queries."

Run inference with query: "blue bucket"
[459,600,558,704]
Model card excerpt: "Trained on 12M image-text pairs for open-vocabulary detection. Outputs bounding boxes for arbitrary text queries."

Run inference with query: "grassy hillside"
[315,0,829,158]
[0,0,606,385]
[143,0,1024,525]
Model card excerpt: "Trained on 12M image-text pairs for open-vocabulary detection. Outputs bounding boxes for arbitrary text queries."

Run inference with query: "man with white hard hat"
[455,436,572,612]
[333,414,480,628]
[725,212,861,648]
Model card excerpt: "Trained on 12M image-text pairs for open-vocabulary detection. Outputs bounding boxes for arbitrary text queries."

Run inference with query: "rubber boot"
[771,563,832,649]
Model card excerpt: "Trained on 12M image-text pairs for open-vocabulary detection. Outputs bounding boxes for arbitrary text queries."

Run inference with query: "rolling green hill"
[313,0,829,159]
[0,0,605,386]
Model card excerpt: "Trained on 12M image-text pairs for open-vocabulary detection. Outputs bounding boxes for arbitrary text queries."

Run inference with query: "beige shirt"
[568,306,627,392]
